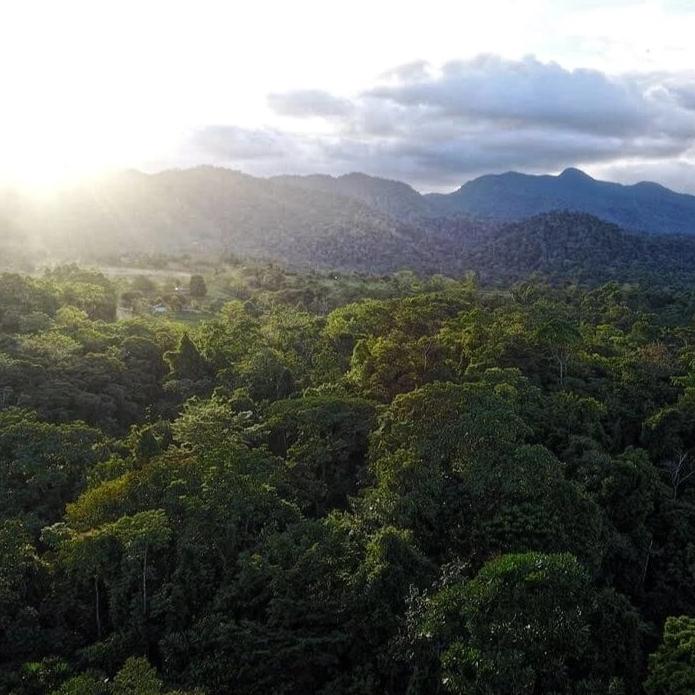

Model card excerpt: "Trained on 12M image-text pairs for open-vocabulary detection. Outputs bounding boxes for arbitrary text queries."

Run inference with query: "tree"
[0,519,42,635]
[0,408,106,530]
[50,673,110,695]
[195,300,261,370]
[57,525,118,639]
[164,334,211,382]
[535,316,581,386]
[464,444,605,568]
[110,510,172,616]
[189,275,207,299]
[166,515,355,695]
[348,333,424,401]
[364,380,529,556]
[645,616,695,695]
[659,451,695,501]
[171,391,254,453]
[112,657,163,695]
[264,395,376,515]
[410,553,594,695]
[371,380,527,470]
[236,348,295,401]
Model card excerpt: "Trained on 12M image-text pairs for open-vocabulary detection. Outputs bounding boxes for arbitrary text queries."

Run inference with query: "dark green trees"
[5,266,695,694]
[188,275,207,299]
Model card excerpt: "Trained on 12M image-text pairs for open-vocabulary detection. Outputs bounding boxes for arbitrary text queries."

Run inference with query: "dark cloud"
[368,55,654,137]
[187,56,695,191]
[667,83,695,110]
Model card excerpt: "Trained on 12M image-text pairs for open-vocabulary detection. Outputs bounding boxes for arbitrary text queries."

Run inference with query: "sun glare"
[0,112,171,192]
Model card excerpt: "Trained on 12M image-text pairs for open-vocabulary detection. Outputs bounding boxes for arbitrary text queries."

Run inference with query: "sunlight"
[2,2,695,692]
[0,111,173,190]
[0,141,97,190]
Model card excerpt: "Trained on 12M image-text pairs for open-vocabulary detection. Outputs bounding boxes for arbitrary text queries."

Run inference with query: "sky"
[1,0,694,192]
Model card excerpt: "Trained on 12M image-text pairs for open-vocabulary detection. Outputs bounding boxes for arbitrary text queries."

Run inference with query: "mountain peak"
[426,167,695,235]
[559,167,593,181]
[272,170,429,221]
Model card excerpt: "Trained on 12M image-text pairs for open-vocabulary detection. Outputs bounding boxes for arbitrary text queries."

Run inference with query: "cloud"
[368,55,654,137]
[187,55,695,191]
[186,125,352,177]
[666,82,695,110]
[267,89,354,118]
[190,126,302,161]
[592,154,695,194]
[378,60,432,83]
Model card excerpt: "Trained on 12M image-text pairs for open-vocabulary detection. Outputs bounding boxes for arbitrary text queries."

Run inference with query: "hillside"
[0,167,434,273]
[464,211,695,284]
[4,167,695,283]
[0,167,499,275]
[273,168,695,238]
[272,171,433,221]
[426,168,695,235]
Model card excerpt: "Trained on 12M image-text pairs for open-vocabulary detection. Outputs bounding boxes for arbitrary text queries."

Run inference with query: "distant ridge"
[424,168,695,235]
[272,172,432,221]
[3,165,695,279]
[274,167,695,236]
[0,167,437,273]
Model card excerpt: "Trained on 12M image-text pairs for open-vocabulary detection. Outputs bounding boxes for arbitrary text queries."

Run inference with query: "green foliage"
[0,519,43,652]
[0,408,107,530]
[645,616,695,695]
[4,265,695,694]
[264,395,376,515]
[48,658,203,695]
[188,275,207,299]
[411,553,594,694]
[112,657,163,695]
[165,334,210,382]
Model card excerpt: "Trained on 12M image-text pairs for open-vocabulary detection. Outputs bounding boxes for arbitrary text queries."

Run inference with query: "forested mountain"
[272,171,433,221]
[426,167,695,235]
[273,167,695,238]
[0,168,433,272]
[465,211,695,284]
[3,166,695,281]
[4,264,695,693]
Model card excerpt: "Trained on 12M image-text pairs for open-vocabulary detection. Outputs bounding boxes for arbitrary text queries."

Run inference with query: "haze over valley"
[3,165,695,284]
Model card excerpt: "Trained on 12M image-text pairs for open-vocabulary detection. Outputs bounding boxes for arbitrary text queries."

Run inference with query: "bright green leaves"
[49,657,203,695]
[645,616,695,695]
[110,510,171,566]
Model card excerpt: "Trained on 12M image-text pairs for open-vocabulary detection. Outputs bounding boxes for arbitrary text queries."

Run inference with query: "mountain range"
[2,166,695,282]
[278,168,695,235]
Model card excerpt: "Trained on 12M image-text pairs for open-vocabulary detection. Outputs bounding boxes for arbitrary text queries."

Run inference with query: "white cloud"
[591,154,695,194]
[2,0,695,188]
[267,91,354,118]
[190,55,695,191]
